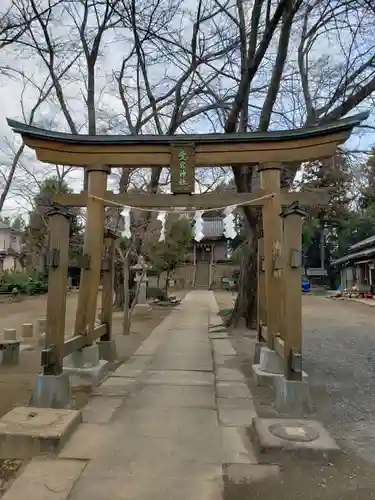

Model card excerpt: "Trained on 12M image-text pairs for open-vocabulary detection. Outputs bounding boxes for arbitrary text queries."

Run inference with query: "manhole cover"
[268,422,319,442]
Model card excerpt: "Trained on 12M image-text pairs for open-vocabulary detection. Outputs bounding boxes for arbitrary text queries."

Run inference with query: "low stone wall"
[147,263,236,290]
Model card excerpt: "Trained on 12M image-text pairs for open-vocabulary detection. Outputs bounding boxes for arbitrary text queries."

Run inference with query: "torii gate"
[7,112,368,408]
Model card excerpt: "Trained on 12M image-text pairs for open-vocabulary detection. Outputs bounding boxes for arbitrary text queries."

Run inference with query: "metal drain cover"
[268,422,320,442]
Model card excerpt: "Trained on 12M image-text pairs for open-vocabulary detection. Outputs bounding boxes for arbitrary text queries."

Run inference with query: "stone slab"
[225,463,280,485]
[150,354,213,372]
[116,407,222,462]
[82,397,123,424]
[133,339,165,356]
[118,406,218,440]
[93,377,137,397]
[63,360,110,388]
[2,457,87,500]
[59,423,117,460]
[220,427,257,464]
[111,364,143,378]
[216,382,252,400]
[146,370,214,386]
[218,405,257,427]
[217,398,256,412]
[211,339,236,356]
[124,355,152,368]
[131,385,216,409]
[252,418,342,462]
[0,406,81,459]
[216,368,245,382]
[213,354,236,367]
[68,459,223,500]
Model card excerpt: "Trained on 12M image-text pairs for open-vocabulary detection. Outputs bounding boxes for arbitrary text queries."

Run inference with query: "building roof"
[331,233,375,265]
[331,247,375,266]
[349,235,375,252]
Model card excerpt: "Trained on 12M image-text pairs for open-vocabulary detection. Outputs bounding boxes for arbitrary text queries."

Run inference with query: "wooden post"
[74,164,109,339]
[257,234,266,341]
[280,202,308,380]
[100,229,117,341]
[259,163,283,349]
[44,205,71,375]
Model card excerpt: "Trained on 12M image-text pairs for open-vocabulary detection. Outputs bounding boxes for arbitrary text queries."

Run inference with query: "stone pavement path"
[4,290,272,500]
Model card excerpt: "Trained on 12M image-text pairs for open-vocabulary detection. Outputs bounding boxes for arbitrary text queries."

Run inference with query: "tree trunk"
[114,263,124,310]
[164,270,170,296]
[227,233,258,329]
[122,256,130,335]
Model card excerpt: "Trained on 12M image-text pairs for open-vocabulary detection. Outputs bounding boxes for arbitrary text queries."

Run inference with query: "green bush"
[0,271,48,295]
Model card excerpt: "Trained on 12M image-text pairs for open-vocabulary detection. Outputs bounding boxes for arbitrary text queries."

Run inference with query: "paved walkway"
[5,291,267,500]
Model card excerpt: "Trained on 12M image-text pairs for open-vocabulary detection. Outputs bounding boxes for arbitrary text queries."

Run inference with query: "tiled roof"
[349,235,375,252]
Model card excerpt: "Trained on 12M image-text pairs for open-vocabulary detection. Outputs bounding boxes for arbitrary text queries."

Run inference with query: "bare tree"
[5,0,375,328]
[0,52,80,212]
[197,0,375,326]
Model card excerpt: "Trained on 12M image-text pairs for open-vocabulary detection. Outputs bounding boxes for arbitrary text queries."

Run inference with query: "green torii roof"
[6,112,369,146]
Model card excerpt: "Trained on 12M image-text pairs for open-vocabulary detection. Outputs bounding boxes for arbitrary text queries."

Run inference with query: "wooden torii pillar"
[256,229,266,340]
[74,164,109,339]
[258,163,284,348]
[280,201,308,380]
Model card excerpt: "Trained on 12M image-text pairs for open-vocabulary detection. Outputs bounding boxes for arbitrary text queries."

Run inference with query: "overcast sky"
[0,0,374,220]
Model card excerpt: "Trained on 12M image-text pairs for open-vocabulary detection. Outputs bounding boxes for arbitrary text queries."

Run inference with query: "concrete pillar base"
[97,340,118,361]
[30,373,71,409]
[65,345,99,368]
[63,360,110,388]
[0,341,20,366]
[259,346,284,374]
[253,342,266,365]
[252,364,279,386]
[252,364,309,388]
[274,375,311,414]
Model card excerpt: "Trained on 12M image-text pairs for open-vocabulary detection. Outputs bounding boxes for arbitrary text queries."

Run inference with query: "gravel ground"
[303,295,375,464]
[215,291,375,499]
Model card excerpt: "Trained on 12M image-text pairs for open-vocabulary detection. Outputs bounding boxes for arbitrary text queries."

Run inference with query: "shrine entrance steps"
[194,262,211,288]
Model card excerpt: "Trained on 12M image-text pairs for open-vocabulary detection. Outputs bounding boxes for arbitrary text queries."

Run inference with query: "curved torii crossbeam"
[7,112,369,167]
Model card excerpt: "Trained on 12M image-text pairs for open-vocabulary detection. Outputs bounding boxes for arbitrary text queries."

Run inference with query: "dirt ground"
[0,290,187,419]
[214,291,375,500]
[0,290,187,496]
